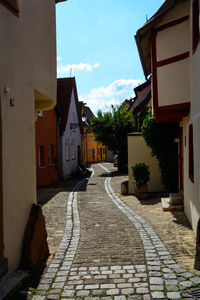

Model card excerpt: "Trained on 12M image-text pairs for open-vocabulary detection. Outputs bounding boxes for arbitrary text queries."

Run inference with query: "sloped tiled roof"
[129,80,151,114]
[56,77,81,135]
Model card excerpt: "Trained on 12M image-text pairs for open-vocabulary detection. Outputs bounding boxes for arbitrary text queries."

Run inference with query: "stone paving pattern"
[30,163,200,299]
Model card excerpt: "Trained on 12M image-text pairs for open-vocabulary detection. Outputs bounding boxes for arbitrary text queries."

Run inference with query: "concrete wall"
[128,134,164,194]
[61,90,82,177]
[0,0,57,270]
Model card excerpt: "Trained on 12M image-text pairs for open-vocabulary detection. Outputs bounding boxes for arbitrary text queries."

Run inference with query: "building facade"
[0,0,65,272]
[56,78,82,178]
[35,110,59,187]
[135,0,200,259]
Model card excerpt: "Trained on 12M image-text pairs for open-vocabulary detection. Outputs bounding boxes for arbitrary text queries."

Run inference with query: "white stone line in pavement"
[99,163,200,299]
[37,177,88,297]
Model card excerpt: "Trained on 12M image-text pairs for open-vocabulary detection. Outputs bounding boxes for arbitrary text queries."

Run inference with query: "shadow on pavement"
[37,170,93,206]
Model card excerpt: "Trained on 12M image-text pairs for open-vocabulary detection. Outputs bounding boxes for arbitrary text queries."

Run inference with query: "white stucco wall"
[156,20,190,62]
[182,0,200,236]
[157,59,190,106]
[155,2,190,108]
[128,134,164,194]
[61,90,82,177]
[0,0,57,270]
[155,1,190,29]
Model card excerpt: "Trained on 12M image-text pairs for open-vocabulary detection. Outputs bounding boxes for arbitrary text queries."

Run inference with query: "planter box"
[135,183,148,199]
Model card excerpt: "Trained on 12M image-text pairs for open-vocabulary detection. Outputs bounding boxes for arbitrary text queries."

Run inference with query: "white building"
[56,78,82,178]
[135,0,200,266]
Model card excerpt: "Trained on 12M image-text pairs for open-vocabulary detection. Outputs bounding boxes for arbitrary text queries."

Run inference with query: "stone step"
[0,270,28,299]
[161,197,183,211]
[169,193,183,205]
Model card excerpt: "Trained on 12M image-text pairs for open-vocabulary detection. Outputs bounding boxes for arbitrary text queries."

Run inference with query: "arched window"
[192,0,200,53]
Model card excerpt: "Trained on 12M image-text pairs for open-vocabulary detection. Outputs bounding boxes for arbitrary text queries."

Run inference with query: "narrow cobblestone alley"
[29,163,200,300]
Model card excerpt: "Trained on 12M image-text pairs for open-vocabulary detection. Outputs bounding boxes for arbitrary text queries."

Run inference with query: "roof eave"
[135,0,182,77]
[55,0,67,3]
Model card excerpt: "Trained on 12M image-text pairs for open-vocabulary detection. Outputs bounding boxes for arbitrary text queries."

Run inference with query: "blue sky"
[56,0,164,114]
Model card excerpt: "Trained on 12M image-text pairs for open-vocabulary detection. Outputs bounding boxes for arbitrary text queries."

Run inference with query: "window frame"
[49,145,54,166]
[71,139,76,160]
[65,139,70,161]
[39,145,45,169]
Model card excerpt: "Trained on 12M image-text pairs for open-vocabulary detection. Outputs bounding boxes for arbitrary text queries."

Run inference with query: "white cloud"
[57,56,62,62]
[57,62,100,77]
[87,79,141,100]
[80,78,142,114]
[80,95,121,115]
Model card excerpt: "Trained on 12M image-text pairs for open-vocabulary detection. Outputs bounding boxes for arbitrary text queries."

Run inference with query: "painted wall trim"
[0,0,19,16]
[157,51,189,67]
[154,102,190,123]
[154,15,189,33]
[151,16,190,122]
[152,32,158,116]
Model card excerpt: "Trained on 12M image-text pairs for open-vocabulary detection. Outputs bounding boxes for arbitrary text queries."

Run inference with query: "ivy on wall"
[141,109,179,192]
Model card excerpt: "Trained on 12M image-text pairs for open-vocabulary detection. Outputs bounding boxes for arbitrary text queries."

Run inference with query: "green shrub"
[131,163,150,187]
[141,109,179,192]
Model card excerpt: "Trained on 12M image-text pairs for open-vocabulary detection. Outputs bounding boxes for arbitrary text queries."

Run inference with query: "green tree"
[141,109,179,192]
[91,105,136,171]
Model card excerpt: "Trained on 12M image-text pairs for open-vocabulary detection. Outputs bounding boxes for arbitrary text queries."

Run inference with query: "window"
[39,146,45,168]
[0,0,19,15]
[192,0,200,53]
[189,124,194,183]
[71,139,75,160]
[49,145,54,166]
[38,110,43,117]
[65,139,70,161]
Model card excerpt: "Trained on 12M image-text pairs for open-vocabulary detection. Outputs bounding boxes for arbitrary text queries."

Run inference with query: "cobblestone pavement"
[30,163,200,299]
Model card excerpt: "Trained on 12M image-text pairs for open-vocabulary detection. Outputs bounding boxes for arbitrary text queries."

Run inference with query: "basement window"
[192,0,200,53]
[189,124,194,183]
[0,0,19,15]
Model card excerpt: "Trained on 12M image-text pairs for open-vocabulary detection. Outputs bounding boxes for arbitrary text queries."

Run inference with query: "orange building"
[87,132,106,163]
[35,110,58,187]
[79,102,106,164]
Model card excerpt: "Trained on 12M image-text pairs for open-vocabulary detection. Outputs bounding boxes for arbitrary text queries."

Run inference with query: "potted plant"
[131,163,150,199]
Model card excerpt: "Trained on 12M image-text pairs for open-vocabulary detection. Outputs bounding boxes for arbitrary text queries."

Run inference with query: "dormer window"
[0,0,19,15]
[192,0,200,53]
